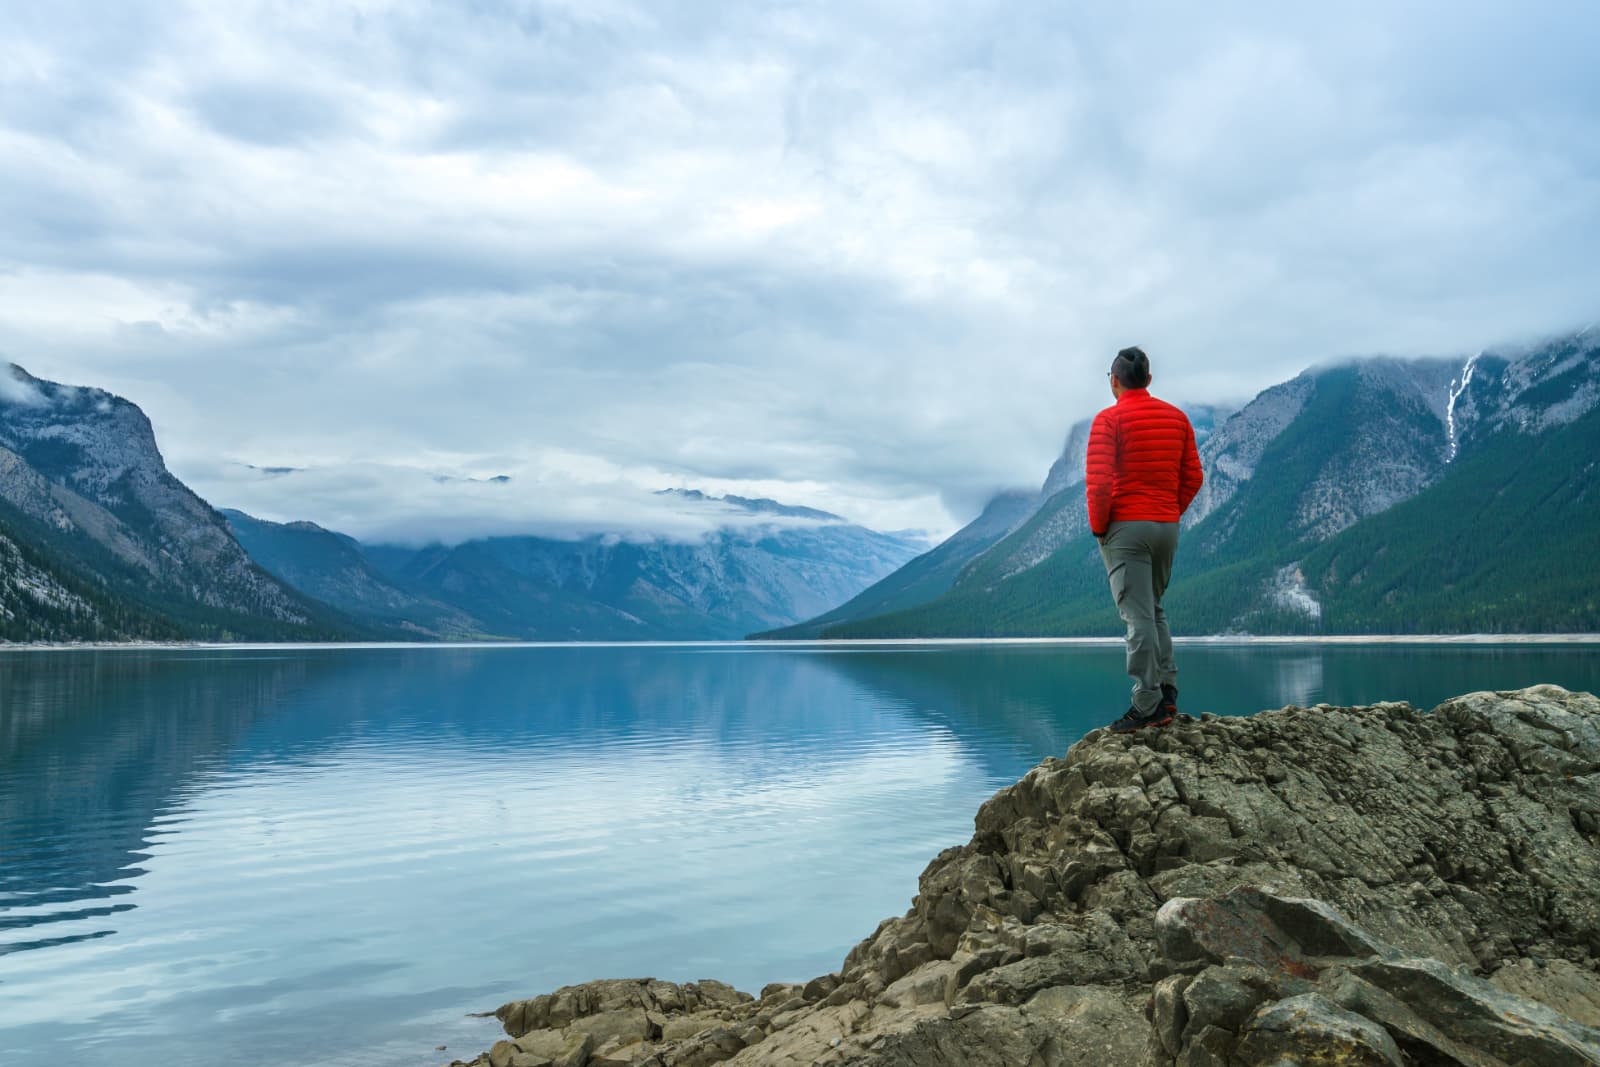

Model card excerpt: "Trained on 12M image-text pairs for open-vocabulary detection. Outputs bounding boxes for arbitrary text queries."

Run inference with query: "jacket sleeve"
[1177,419,1204,515]
[1085,410,1116,536]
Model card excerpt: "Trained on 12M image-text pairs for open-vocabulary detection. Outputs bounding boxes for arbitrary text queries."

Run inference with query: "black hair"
[1111,346,1151,388]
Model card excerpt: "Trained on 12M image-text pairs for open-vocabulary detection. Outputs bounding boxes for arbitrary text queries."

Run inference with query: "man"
[1085,346,1204,733]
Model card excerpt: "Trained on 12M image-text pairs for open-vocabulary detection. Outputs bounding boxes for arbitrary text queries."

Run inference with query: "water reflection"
[1,643,1596,1067]
[0,652,327,946]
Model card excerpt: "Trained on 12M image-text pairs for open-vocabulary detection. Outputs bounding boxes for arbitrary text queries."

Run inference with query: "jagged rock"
[552,1031,593,1067]
[1331,957,1600,1067]
[816,987,1146,1067]
[801,974,841,1003]
[876,961,957,1010]
[574,1011,652,1052]
[1490,958,1600,1028]
[497,979,752,1040]
[458,979,760,1067]
[1178,965,1273,1041]
[1149,885,1600,1065]
[1233,994,1404,1066]
[758,983,801,1003]
[590,1044,653,1067]
[660,1012,731,1042]
[512,1029,567,1060]
[1155,887,1390,977]
[957,911,1145,1005]
[457,688,1600,1067]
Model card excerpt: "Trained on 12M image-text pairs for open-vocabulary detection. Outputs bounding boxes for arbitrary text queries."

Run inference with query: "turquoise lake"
[2,641,1598,1066]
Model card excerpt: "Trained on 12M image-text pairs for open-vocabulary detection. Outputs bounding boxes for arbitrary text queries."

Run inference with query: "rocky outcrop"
[450,686,1600,1066]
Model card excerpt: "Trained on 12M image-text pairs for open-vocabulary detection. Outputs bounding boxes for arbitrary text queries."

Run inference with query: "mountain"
[1,364,922,643]
[956,403,1229,589]
[342,495,927,640]
[751,489,1040,639]
[14,325,1592,643]
[0,364,359,642]
[221,510,482,639]
[0,510,180,642]
[757,404,1227,639]
[1295,330,1600,633]
[1183,357,1461,563]
[809,326,1599,637]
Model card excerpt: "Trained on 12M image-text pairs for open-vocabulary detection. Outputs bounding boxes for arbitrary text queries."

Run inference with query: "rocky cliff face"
[1188,333,1598,555]
[448,685,1600,1067]
[1,363,333,640]
[1453,327,1600,447]
[1184,357,1465,556]
[1184,376,1316,529]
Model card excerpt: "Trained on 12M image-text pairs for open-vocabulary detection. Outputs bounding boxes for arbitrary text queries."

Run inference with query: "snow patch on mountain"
[1268,564,1321,621]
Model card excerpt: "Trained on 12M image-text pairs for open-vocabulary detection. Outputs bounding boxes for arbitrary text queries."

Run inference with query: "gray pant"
[1099,520,1179,714]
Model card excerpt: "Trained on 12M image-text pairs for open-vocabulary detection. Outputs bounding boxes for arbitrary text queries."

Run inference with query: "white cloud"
[1,365,46,407]
[197,456,883,547]
[2,1,1598,542]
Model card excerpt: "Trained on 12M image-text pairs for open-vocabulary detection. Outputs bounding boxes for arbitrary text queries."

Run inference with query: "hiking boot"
[1107,705,1174,734]
[1161,683,1179,716]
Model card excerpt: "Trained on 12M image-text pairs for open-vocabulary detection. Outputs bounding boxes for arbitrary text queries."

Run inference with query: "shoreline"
[447,685,1600,1067]
[3,633,1600,652]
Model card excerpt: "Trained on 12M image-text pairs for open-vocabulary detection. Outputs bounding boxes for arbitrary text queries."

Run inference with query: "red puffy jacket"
[1084,388,1204,535]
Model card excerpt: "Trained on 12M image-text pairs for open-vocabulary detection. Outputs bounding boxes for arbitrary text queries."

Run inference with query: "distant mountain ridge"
[226,492,923,641]
[2,364,923,643]
[782,325,1600,638]
[385,498,923,640]
[656,487,841,521]
[750,490,1041,639]
[220,510,481,639]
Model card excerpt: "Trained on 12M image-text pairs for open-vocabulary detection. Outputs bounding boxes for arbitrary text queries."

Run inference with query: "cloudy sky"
[3,1,1598,544]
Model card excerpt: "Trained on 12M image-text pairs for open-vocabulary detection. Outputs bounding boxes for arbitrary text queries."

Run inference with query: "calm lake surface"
[3,641,1598,1066]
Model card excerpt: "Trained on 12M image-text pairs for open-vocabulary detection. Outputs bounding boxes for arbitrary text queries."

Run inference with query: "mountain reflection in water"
[2,642,1596,1067]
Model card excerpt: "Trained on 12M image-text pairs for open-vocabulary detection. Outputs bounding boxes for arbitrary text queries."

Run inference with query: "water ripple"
[3,642,1597,1067]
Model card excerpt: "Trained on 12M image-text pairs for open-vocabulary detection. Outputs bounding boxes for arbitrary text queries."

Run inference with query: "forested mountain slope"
[815,327,1598,637]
